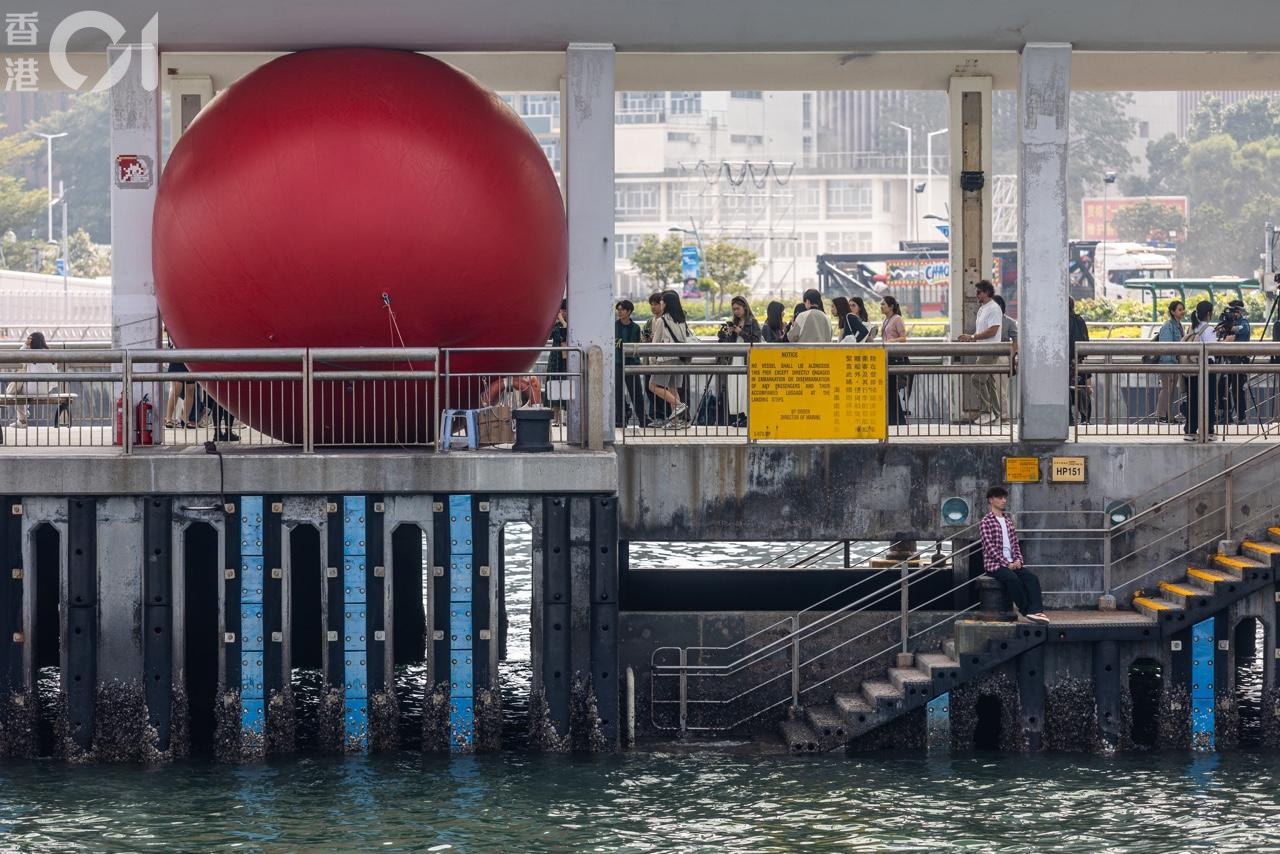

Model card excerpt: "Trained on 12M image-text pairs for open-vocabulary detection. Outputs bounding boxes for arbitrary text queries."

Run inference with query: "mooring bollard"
[975,575,1014,622]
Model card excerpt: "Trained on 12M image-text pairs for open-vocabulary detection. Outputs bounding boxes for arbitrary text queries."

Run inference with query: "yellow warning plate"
[748,347,886,441]
[1004,456,1041,483]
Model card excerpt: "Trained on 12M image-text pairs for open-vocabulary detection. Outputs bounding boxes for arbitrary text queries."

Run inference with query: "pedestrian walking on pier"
[980,486,1049,624]
[1220,299,1251,424]
[648,290,692,427]
[880,295,909,426]
[787,289,833,343]
[615,300,646,428]
[1068,297,1092,425]
[1184,300,1219,441]
[832,296,870,342]
[956,280,1004,426]
[1152,300,1185,424]
[761,301,787,343]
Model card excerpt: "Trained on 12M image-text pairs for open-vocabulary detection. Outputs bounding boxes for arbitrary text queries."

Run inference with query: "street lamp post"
[890,122,913,246]
[667,221,709,316]
[1102,170,1117,293]
[31,131,68,243]
[926,128,949,224]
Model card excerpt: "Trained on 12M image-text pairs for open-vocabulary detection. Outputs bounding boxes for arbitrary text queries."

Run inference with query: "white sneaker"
[669,403,688,420]
[1026,612,1051,624]
[974,413,998,426]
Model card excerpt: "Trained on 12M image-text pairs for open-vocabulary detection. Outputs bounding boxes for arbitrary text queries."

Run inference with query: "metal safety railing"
[649,423,1280,735]
[620,341,1016,442]
[0,345,592,452]
[1073,340,1280,442]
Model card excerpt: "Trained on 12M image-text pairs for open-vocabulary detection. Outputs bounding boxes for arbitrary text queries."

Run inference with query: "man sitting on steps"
[979,486,1050,624]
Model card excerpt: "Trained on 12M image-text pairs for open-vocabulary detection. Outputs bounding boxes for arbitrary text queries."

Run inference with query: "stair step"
[804,705,848,743]
[862,679,905,710]
[1159,581,1212,606]
[1242,540,1280,566]
[1186,567,1233,584]
[1268,526,1280,545]
[1133,596,1181,618]
[834,693,875,726]
[887,667,932,699]
[941,638,957,659]
[1213,554,1267,576]
[916,652,961,685]
[778,718,821,753]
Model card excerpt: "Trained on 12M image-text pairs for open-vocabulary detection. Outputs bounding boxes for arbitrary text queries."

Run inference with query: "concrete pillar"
[108,43,162,349]
[946,77,992,342]
[564,44,616,441]
[1017,43,1072,441]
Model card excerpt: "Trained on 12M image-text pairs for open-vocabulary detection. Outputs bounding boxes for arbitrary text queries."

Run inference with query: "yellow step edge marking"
[1269,526,1280,536]
[1133,596,1173,611]
[1187,568,1231,583]
[1159,582,1201,597]
[1243,540,1280,554]
[1215,555,1261,569]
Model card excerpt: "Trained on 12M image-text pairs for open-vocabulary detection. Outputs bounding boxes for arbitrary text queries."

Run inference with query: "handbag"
[1140,330,1161,364]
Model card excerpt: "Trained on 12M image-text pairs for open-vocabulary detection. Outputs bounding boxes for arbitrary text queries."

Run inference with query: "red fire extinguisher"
[113,393,124,445]
[135,393,155,446]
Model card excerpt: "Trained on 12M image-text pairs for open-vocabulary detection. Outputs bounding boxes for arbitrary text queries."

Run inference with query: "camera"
[1215,310,1238,339]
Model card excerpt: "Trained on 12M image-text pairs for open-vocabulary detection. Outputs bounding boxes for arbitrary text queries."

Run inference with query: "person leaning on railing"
[1152,300,1185,424]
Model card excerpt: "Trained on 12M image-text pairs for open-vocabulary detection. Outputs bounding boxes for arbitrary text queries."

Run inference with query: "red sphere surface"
[153,48,567,443]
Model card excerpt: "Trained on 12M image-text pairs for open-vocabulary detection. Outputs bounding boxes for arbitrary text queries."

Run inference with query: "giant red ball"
[153,48,567,443]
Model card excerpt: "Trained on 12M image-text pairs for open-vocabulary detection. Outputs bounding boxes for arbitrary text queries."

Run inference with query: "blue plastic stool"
[441,408,480,450]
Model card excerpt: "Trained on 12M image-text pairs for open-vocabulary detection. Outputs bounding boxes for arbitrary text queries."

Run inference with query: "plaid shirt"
[979,511,1023,572]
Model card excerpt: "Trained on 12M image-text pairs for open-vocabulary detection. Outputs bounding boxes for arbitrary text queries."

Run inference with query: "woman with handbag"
[880,295,909,426]
[831,296,870,342]
[648,291,692,427]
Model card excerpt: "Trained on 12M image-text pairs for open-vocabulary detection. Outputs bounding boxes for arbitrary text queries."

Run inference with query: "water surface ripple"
[1,751,1278,851]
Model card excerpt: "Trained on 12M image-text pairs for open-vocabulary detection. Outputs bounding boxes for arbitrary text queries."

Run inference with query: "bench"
[0,391,78,427]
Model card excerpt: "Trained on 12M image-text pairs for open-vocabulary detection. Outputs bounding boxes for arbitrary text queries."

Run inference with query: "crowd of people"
[611,287,916,430]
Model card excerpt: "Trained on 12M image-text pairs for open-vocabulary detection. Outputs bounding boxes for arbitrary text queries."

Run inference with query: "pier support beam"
[66,498,97,757]
[1093,639,1120,750]
[565,43,616,442]
[1017,645,1045,751]
[0,497,26,756]
[1017,42,1072,441]
[142,497,172,754]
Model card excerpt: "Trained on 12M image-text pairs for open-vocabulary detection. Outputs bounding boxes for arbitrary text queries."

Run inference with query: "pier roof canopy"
[34,0,1280,53]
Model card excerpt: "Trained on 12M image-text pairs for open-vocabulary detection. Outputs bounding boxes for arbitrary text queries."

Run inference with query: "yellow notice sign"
[1050,456,1087,483]
[748,347,887,441]
[1004,456,1041,483]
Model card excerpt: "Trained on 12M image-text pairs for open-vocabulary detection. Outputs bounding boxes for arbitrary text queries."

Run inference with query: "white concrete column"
[108,43,162,349]
[1017,43,1072,441]
[564,43,616,442]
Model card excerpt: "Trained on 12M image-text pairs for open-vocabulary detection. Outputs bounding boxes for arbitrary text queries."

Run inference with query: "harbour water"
[1,534,1276,852]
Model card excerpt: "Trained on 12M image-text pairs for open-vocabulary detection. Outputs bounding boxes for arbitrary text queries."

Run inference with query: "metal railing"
[650,532,981,734]
[0,346,588,452]
[1074,340,1280,442]
[620,340,1016,442]
[649,421,1280,735]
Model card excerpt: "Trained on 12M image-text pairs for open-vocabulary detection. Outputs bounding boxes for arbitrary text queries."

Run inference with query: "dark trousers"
[616,368,648,427]
[1184,375,1218,436]
[991,566,1044,615]
[1223,371,1249,423]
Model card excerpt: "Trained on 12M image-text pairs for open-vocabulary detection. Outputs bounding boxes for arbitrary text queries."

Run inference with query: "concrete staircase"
[1129,527,1280,632]
[776,528,1280,753]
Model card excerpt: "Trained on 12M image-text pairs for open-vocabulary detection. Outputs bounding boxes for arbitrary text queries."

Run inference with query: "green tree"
[630,234,683,288]
[1221,96,1280,145]
[26,92,111,243]
[1068,92,1136,235]
[1112,199,1188,244]
[702,240,757,311]
[0,123,48,251]
[1186,96,1224,142]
